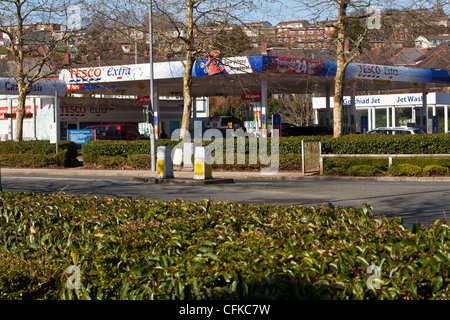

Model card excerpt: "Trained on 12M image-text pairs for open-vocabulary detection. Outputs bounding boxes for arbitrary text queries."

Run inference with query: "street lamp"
[149,0,156,172]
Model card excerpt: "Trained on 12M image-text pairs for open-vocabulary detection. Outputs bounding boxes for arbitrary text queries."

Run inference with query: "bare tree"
[87,0,254,138]
[155,0,254,138]
[0,0,83,141]
[293,0,444,137]
[273,94,314,126]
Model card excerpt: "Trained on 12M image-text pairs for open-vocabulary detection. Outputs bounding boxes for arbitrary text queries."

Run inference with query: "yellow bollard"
[156,146,174,179]
[194,146,212,180]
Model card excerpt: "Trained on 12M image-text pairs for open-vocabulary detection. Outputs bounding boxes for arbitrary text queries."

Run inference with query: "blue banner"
[433,116,439,134]
[68,129,95,145]
[360,116,368,134]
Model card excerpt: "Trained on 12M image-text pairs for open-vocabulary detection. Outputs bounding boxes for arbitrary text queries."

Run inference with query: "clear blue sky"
[244,0,449,26]
[244,0,324,25]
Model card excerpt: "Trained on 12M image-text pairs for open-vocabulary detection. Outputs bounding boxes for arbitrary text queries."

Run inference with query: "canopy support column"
[422,85,428,133]
[261,79,268,138]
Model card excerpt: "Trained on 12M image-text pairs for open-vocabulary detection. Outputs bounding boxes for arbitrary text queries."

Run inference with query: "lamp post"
[149,0,156,172]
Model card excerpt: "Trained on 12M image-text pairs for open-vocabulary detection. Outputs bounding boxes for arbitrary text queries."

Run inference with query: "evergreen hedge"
[0,193,449,300]
[81,134,449,158]
[0,141,77,167]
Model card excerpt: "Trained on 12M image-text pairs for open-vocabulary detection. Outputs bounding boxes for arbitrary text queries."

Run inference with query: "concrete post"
[194,146,212,180]
[183,142,194,169]
[156,146,174,179]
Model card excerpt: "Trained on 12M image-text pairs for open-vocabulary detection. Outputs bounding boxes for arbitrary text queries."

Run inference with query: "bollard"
[183,142,194,169]
[194,146,212,180]
[156,146,174,179]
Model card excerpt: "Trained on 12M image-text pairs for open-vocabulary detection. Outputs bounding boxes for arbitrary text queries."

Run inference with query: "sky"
[243,0,450,26]
[243,0,325,25]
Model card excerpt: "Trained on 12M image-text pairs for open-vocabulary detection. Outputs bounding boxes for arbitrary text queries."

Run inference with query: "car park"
[85,124,140,140]
[366,127,425,135]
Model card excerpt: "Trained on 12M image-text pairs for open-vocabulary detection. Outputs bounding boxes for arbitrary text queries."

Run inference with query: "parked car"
[366,127,425,135]
[281,125,332,137]
[85,124,140,140]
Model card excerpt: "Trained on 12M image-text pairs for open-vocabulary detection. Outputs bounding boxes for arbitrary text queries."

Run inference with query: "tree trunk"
[179,0,195,139]
[180,55,194,139]
[334,35,346,138]
[14,85,27,141]
[333,0,350,138]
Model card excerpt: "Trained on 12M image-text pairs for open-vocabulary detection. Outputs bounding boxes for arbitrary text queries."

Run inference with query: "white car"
[366,127,425,135]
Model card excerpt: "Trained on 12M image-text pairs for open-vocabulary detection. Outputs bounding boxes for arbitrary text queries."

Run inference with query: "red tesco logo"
[69,68,102,79]
[61,106,86,114]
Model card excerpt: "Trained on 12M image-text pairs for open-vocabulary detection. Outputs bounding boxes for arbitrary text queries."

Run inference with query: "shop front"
[313,92,450,134]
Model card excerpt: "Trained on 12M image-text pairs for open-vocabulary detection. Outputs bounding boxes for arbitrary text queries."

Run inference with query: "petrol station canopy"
[58,55,450,98]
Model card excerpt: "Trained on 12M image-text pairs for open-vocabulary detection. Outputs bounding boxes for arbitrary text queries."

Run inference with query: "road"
[1,174,449,228]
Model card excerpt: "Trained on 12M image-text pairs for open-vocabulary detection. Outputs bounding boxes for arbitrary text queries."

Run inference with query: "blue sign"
[361,116,368,133]
[68,129,95,145]
[272,114,281,137]
[433,116,439,134]
[272,114,281,127]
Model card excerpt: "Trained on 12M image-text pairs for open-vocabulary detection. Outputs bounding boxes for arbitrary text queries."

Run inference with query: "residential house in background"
[415,35,450,49]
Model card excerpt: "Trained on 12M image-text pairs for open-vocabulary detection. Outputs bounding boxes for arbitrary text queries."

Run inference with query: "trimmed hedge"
[388,164,423,177]
[0,193,449,300]
[321,134,449,154]
[323,157,450,177]
[81,134,450,158]
[0,141,77,167]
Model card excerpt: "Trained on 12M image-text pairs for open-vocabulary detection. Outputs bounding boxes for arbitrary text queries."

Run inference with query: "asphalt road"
[1,174,449,228]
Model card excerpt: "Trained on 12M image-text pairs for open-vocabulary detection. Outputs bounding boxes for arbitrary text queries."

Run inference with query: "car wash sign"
[0,78,67,96]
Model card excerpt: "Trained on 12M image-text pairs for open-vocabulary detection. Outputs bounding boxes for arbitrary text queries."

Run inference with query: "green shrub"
[423,165,449,176]
[128,154,152,169]
[0,248,58,299]
[0,141,77,167]
[1,193,449,300]
[393,157,450,169]
[347,165,382,176]
[84,155,128,168]
[389,164,423,176]
[324,158,388,175]
[322,133,449,154]
[81,134,449,161]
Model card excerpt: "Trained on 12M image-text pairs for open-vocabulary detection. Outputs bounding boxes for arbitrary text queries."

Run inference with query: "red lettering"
[60,106,86,114]
[69,68,102,79]
[359,64,381,75]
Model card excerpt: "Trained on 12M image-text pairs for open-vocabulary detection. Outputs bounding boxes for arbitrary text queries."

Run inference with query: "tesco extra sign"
[69,68,102,79]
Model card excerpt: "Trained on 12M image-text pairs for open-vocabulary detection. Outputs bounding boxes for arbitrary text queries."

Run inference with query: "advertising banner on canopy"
[193,55,263,77]
[265,57,325,75]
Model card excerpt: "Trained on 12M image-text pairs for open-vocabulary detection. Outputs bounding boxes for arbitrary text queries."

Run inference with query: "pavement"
[1,167,450,183]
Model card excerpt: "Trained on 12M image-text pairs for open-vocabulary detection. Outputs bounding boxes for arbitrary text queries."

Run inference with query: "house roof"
[390,47,428,66]
[276,20,310,27]
[415,43,450,70]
